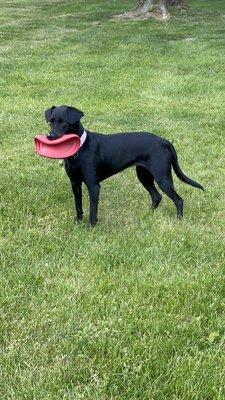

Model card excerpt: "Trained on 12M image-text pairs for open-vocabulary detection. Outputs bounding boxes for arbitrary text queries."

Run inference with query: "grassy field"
[1,0,225,398]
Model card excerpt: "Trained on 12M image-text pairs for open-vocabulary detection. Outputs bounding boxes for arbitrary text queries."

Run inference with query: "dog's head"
[45,105,84,140]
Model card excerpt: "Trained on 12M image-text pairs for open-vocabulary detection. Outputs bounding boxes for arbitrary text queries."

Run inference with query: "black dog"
[45,105,203,226]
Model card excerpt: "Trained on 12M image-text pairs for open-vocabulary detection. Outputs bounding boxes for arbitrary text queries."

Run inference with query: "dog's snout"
[47,133,57,140]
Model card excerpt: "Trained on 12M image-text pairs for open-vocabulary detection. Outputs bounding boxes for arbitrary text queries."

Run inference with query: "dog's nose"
[47,133,56,140]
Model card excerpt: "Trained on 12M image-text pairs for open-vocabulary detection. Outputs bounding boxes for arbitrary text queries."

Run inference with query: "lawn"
[1,1,225,399]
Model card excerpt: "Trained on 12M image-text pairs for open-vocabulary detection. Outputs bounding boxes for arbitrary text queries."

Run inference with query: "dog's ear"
[67,106,84,124]
[45,106,56,122]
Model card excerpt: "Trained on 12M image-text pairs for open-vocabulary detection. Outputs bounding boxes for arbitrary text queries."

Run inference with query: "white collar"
[80,130,87,148]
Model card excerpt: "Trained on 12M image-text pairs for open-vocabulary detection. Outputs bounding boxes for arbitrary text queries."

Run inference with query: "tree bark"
[136,0,155,13]
[136,0,187,14]
[136,0,168,19]
[169,0,187,6]
[114,0,187,21]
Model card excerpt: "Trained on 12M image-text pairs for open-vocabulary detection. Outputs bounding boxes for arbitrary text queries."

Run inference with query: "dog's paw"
[74,215,83,224]
[87,219,98,228]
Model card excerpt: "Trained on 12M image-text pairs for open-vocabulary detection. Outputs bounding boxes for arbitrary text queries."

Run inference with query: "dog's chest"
[65,158,82,177]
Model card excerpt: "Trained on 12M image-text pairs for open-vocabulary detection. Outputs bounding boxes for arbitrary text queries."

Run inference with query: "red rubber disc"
[34,134,81,159]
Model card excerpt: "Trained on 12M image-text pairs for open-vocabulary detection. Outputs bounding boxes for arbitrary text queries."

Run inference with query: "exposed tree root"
[112,10,170,21]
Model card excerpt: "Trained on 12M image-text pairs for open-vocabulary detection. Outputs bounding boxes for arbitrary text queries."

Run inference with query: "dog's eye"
[50,118,55,123]
[58,118,63,123]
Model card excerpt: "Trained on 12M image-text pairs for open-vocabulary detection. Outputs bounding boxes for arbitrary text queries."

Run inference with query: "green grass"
[1,0,225,398]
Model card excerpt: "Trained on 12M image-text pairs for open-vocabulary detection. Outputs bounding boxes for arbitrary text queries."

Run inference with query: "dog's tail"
[166,141,204,190]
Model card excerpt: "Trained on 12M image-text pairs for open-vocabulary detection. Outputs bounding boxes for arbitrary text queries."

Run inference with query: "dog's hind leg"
[148,156,184,219]
[136,166,162,209]
[155,175,183,219]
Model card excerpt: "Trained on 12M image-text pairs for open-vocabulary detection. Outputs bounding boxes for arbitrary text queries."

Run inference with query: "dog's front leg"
[64,162,83,222]
[87,183,100,227]
[70,180,83,222]
[71,181,83,222]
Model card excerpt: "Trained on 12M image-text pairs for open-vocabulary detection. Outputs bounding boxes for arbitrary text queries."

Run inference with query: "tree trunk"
[168,0,187,6]
[136,0,168,19]
[114,0,187,21]
[136,0,187,14]
[136,0,155,13]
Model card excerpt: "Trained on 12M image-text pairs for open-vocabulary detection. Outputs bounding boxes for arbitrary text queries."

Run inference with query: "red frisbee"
[34,134,81,159]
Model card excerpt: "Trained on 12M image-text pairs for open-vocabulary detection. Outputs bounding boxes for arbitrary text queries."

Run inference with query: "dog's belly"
[97,157,148,182]
[97,162,131,181]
